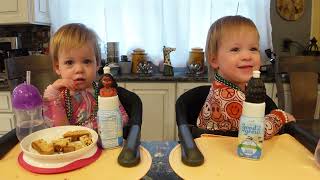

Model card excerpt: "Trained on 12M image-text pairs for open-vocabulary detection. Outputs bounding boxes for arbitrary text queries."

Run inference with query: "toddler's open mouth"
[74,78,86,84]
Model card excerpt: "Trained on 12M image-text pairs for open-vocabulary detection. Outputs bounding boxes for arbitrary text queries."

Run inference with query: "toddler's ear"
[208,56,219,69]
[96,64,99,72]
[54,63,61,75]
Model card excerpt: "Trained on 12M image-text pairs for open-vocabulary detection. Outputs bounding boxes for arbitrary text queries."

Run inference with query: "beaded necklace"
[214,73,242,92]
[63,82,99,126]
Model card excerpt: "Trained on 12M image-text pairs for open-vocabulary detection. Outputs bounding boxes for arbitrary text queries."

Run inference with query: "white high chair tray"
[2,145,152,179]
[169,134,320,180]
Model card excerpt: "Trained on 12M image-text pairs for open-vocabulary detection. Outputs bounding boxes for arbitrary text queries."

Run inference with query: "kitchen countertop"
[2,68,317,91]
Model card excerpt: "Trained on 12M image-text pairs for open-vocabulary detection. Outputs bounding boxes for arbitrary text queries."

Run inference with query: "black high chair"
[0,86,143,168]
[176,85,242,166]
[175,85,317,167]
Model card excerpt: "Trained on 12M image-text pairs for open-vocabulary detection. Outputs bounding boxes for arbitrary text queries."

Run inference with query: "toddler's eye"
[83,59,93,64]
[64,60,73,65]
[250,47,259,52]
[230,47,240,52]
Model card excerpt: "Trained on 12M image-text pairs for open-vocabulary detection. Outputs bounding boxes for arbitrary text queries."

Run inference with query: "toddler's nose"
[240,51,252,61]
[74,64,84,73]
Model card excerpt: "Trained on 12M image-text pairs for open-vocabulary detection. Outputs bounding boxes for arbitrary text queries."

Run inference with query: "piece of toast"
[52,137,72,152]
[63,145,76,153]
[63,130,91,141]
[79,135,93,146]
[68,141,85,150]
[31,139,54,155]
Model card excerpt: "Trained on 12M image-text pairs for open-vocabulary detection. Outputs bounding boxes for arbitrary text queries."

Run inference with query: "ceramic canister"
[131,48,147,73]
[187,48,204,68]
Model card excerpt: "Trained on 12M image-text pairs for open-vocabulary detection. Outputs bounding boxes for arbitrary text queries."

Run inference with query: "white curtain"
[50,0,272,67]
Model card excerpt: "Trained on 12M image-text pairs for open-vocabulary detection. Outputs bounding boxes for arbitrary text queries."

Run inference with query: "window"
[50,0,272,67]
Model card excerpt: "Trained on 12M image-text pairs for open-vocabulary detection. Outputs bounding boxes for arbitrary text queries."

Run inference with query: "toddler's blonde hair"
[205,15,259,81]
[50,23,101,68]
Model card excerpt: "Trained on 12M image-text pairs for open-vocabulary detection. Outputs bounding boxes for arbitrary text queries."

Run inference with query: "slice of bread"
[68,141,85,150]
[31,139,54,155]
[52,137,72,152]
[63,145,76,153]
[63,130,91,141]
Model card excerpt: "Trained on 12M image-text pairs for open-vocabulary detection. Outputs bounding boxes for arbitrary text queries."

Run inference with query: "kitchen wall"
[270,0,312,56]
[0,25,50,52]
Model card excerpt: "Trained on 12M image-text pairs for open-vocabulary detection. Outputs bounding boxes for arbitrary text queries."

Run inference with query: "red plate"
[18,148,102,174]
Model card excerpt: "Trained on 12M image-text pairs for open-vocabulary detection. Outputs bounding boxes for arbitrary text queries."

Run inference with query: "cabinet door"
[0,0,50,25]
[0,91,12,113]
[125,82,176,141]
[0,113,15,136]
[0,0,29,24]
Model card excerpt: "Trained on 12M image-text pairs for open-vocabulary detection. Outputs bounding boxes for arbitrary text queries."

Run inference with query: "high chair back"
[176,85,239,138]
[275,56,320,119]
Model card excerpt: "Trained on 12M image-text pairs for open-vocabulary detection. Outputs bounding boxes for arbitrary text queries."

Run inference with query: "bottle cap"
[103,66,111,74]
[252,70,261,78]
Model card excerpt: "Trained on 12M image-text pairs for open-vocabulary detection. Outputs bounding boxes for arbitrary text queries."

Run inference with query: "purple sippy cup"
[12,71,47,141]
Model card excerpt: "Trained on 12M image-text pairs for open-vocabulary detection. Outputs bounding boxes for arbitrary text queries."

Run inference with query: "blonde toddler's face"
[55,43,98,91]
[209,26,261,90]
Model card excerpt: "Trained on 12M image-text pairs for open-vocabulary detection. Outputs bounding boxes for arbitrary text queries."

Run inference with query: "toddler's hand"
[51,79,77,91]
[286,112,296,122]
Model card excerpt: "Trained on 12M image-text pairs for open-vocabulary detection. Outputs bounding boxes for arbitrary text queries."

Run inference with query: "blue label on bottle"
[238,115,264,160]
[97,109,123,149]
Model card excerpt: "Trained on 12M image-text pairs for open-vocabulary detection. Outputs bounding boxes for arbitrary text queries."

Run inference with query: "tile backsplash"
[0,24,50,52]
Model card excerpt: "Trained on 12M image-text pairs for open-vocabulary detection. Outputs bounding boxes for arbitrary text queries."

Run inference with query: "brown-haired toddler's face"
[55,42,98,90]
[209,26,260,90]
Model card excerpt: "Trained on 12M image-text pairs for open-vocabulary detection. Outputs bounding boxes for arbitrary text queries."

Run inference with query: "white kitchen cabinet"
[0,91,15,137]
[0,113,15,136]
[176,82,211,100]
[0,91,12,112]
[0,0,50,25]
[125,82,176,141]
[117,82,125,88]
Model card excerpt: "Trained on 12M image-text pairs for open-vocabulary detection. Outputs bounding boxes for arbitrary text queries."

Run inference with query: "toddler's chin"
[75,83,91,91]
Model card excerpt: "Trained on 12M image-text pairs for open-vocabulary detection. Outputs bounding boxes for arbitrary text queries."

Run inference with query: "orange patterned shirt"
[197,80,287,139]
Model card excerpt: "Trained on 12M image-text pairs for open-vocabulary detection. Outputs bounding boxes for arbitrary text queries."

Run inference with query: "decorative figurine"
[137,61,153,76]
[163,46,176,76]
[98,73,118,97]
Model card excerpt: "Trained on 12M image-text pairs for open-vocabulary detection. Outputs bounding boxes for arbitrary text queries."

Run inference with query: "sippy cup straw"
[26,71,31,85]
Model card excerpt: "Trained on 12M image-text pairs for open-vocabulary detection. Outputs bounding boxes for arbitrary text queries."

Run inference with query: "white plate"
[22,145,98,168]
[20,125,98,163]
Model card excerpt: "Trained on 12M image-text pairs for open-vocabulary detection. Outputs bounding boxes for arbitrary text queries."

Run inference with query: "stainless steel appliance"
[0,37,27,74]
[0,37,21,50]
[5,55,58,94]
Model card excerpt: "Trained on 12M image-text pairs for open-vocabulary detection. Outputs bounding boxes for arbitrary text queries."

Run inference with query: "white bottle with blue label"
[238,71,266,160]
[97,95,123,149]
